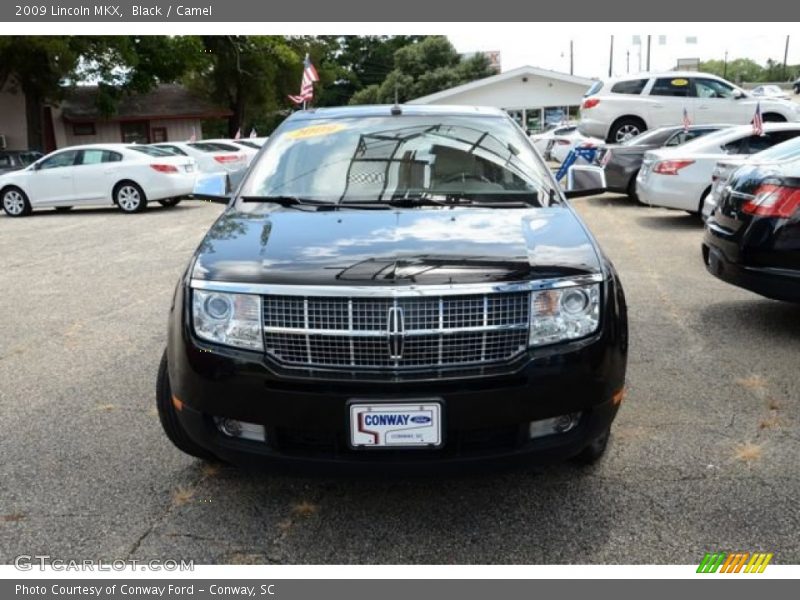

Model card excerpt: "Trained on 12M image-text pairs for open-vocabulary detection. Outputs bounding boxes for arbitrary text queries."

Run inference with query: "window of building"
[120,121,150,144]
[151,127,168,143]
[72,122,96,136]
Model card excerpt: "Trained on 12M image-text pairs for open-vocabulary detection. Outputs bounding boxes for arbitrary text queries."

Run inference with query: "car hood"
[191,207,603,286]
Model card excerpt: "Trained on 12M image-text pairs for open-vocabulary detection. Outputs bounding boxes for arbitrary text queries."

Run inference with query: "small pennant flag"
[188,127,197,143]
[682,107,692,132]
[249,128,257,138]
[752,102,764,136]
[234,128,241,140]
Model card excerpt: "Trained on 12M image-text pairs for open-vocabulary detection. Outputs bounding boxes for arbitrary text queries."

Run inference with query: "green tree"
[350,36,496,105]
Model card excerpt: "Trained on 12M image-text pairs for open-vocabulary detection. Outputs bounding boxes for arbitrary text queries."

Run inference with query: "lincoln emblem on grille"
[386,305,405,360]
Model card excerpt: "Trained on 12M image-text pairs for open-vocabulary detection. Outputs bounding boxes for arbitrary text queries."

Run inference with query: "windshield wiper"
[240,195,333,207]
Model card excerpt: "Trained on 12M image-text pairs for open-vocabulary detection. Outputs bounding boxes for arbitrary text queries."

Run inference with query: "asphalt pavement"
[1,196,798,564]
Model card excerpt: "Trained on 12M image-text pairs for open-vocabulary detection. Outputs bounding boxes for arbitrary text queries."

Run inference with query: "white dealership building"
[408,65,595,133]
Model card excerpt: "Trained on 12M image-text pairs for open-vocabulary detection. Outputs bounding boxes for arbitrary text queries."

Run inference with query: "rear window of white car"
[611,79,647,95]
[584,81,603,96]
[130,146,173,157]
[189,142,240,153]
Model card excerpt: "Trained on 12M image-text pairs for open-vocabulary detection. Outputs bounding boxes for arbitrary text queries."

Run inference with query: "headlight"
[192,290,263,351]
[529,284,600,346]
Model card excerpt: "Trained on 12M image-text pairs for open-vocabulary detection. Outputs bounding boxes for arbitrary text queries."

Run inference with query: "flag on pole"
[234,128,241,140]
[249,128,257,138]
[288,54,320,106]
[752,102,764,136]
[189,127,197,142]
[682,107,692,132]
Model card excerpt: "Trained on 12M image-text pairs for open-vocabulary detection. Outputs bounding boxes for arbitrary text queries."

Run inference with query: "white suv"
[579,72,800,143]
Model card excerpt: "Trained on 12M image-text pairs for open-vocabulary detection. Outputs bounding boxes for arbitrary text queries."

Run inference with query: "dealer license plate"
[349,402,442,449]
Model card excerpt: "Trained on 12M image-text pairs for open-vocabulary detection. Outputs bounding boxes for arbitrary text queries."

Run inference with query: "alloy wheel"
[117,186,141,212]
[3,190,25,215]
[615,124,641,143]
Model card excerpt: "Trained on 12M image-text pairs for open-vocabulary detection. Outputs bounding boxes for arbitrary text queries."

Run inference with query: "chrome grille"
[263,292,530,370]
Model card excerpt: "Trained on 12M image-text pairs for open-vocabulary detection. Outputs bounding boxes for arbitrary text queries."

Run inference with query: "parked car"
[1,144,196,217]
[203,138,261,165]
[792,77,800,95]
[151,141,248,174]
[530,122,579,157]
[636,123,800,215]
[703,156,800,303]
[750,84,791,100]
[703,135,800,220]
[156,104,628,469]
[550,135,604,165]
[0,150,43,174]
[579,72,800,143]
[597,124,727,200]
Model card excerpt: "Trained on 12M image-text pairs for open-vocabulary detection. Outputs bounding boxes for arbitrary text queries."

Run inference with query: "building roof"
[60,84,232,122]
[407,66,596,105]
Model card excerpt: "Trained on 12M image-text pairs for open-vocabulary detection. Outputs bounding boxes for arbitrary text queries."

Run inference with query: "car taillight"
[214,154,240,163]
[150,164,179,173]
[652,159,695,175]
[742,184,800,218]
[582,98,600,109]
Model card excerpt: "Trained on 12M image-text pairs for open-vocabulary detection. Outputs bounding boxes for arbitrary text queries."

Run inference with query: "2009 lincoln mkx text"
[156,105,628,469]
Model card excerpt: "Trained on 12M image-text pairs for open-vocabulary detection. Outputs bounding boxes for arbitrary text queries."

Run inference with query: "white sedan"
[151,141,249,174]
[636,123,800,214]
[530,123,601,163]
[1,144,196,217]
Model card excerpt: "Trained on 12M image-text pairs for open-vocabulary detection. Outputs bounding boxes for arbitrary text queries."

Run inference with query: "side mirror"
[564,165,606,199]
[191,170,246,204]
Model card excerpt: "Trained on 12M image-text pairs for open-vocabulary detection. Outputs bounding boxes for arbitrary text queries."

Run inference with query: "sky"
[447,27,800,80]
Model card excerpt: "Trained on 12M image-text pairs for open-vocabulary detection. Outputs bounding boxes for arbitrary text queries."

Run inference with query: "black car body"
[0,150,42,174]
[597,125,725,198]
[703,157,800,303]
[158,105,628,470]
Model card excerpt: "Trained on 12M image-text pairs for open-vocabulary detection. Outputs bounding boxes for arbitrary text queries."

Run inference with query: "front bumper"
[165,275,628,469]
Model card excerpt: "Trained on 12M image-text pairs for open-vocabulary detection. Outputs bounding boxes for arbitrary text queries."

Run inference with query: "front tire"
[2,187,32,217]
[158,198,182,208]
[156,350,215,460]
[114,182,147,213]
[607,117,646,143]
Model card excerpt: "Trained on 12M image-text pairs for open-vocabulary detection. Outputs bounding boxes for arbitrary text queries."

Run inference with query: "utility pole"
[783,35,790,81]
[646,35,651,71]
[570,39,574,75]
[627,50,630,74]
[723,50,728,80]
[609,35,614,77]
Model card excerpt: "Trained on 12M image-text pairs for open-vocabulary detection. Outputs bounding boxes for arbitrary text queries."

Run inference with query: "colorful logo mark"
[697,552,773,573]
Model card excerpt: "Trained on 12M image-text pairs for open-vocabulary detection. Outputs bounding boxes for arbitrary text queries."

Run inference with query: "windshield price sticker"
[286,123,348,140]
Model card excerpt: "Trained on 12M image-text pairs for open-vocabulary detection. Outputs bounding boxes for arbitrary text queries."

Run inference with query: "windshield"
[237,115,555,208]
[753,136,800,161]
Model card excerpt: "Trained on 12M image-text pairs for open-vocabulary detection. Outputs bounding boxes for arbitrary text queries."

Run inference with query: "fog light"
[529,413,581,439]
[214,417,266,442]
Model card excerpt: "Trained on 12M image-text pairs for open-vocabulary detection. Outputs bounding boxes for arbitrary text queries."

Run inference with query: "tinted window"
[235,141,261,149]
[0,155,11,167]
[18,152,42,166]
[650,77,693,97]
[39,151,79,170]
[130,146,173,157]
[611,79,647,95]
[190,142,239,152]
[724,131,800,155]
[154,145,188,156]
[663,128,720,147]
[693,78,735,99]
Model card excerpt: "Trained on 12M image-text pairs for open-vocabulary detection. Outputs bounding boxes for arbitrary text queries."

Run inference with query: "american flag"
[249,128,257,138]
[288,54,320,106]
[234,128,241,140]
[682,107,691,132]
[752,102,764,136]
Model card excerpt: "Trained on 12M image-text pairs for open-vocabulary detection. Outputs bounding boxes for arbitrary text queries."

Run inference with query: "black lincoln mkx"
[157,105,628,469]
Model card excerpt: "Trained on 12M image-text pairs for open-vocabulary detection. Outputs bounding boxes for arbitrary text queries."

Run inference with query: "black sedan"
[597,125,725,201]
[703,156,800,303]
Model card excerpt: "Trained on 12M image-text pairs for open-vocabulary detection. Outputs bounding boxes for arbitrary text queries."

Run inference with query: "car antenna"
[391,84,402,116]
